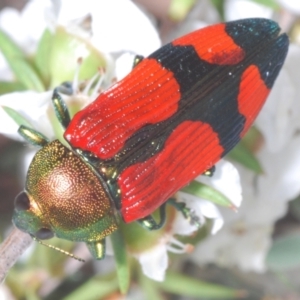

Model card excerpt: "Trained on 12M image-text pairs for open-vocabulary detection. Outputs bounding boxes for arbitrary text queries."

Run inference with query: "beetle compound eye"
[14,192,30,211]
[35,228,54,240]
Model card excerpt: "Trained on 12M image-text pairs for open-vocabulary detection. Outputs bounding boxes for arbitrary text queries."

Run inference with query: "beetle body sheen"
[13,18,289,259]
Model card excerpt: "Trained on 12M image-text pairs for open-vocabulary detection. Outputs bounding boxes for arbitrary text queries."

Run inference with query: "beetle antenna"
[32,236,85,262]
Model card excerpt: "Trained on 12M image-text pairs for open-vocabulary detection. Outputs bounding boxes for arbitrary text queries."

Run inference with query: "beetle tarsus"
[167,198,202,229]
[203,165,216,177]
[52,88,71,129]
[137,204,166,230]
[55,82,74,95]
[132,55,144,68]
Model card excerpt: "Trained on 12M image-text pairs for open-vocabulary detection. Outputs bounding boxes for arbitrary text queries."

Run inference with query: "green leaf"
[2,106,32,127]
[227,141,263,174]
[139,274,164,300]
[34,29,53,87]
[0,29,24,58]
[168,0,196,21]
[181,180,233,208]
[0,29,45,92]
[158,271,247,298]
[0,82,25,95]
[251,0,279,9]
[210,0,225,19]
[241,126,264,153]
[28,238,77,277]
[9,59,45,92]
[49,26,107,88]
[25,289,41,300]
[63,273,119,300]
[111,230,130,294]
[266,233,300,271]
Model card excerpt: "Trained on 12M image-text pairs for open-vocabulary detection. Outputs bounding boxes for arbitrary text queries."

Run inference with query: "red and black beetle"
[12,18,289,259]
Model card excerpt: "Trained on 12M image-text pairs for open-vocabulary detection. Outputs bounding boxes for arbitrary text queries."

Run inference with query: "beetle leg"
[52,87,72,130]
[132,55,144,68]
[18,125,49,147]
[137,203,166,230]
[86,239,106,260]
[167,198,202,229]
[202,165,216,177]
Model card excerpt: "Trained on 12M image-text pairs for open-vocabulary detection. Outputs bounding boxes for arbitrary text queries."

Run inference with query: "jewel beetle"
[12,18,289,259]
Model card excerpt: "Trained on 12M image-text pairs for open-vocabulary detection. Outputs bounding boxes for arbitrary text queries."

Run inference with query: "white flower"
[134,160,242,281]
[0,0,160,141]
[0,0,160,56]
[224,0,273,21]
[277,0,300,15]
[0,91,52,140]
[58,0,161,56]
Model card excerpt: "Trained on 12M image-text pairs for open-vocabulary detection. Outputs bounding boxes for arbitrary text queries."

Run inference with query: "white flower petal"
[58,0,161,56]
[136,243,168,281]
[115,53,136,80]
[192,221,272,272]
[176,192,224,235]
[225,0,273,21]
[0,0,57,54]
[174,160,241,236]
[21,151,36,182]
[0,91,53,140]
[277,0,300,14]
[0,285,14,300]
[20,0,57,52]
[0,54,13,81]
[258,135,300,206]
[0,7,27,49]
[198,160,242,208]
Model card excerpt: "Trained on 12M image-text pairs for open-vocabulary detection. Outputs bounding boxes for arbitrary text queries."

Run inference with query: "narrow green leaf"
[159,271,247,298]
[25,289,40,300]
[139,274,164,300]
[181,180,233,207]
[5,269,25,299]
[63,273,119,300]
[111,230,130,294]
[0,29,24,58]
[0,29,45,92]
[266,233,300,271]
[34,29,53,87]
[10,59,45,92]
[2,106,32,127]
[241,126,264,153]
[0,82,25,95]
[226,141,263,174]
[210,0,225,19]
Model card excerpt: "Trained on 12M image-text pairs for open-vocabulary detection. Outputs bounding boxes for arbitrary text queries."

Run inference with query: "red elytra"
[63,18,289,223]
